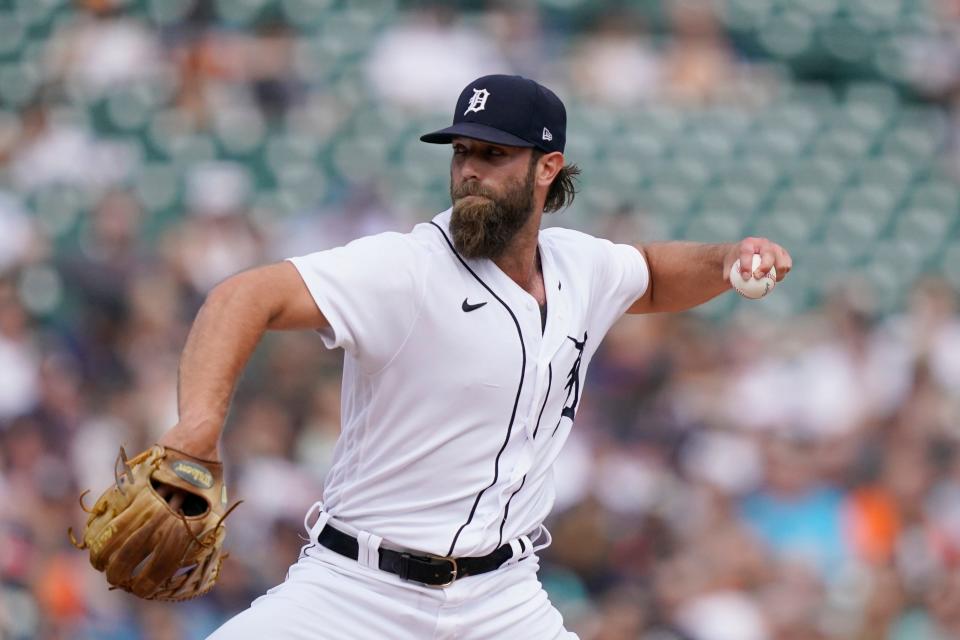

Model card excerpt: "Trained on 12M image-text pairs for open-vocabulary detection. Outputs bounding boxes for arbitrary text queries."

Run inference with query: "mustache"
[451,180,498,201]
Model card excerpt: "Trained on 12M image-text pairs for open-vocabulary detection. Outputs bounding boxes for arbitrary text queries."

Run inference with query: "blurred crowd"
[2,0,960,639]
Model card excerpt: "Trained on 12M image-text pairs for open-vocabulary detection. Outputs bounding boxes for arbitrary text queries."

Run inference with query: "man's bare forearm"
[158,262,327,459]
[168,278,274,457]
[628,237,792,315]
[179,283,271,430]
[629,242,733,314]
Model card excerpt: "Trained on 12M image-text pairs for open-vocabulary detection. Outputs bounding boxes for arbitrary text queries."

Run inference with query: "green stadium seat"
[170,135,217,174]
[331,132,392,184]
[316,9,381,58]
[811,127,874,159]
[758,104,821,141]
[145,0,195,26]
[909,180,960,211]
[869,236,928,280]
[849,0,902,29]
[134,163,180,214]
[30,184,86,238]
[214,108,268,157]
[13,0,63,30]
[751,214,804,245]
[757,11,815,59]
[641,105,686,138]
[793,0,840,20]
[856,156,914,190]
[702,182,765,214]
[819,20,873,63]
[0,60,39,107]
[616,129,670,159]
[883,108,947,159]
[941,242,960,290]
[726,155,787,188]
[644,183,700,218]
[720,0,775,30]
[774,183,834,215]
[564,131,601,166]
[395,137,446,188]
[0,13,26,59]
[893,205,956,246]
[691,289,735,319]
[104,84,163,132]
[683,210,747,243]
[266,131,322,168]
[274,162,327,210]
[281,0,336,29]
[845,82,899,113]
[146,110,193,159]
[292,35,343,83]
[214,0,268,26]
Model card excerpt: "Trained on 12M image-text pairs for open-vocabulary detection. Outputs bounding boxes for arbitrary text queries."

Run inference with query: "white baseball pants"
[206,508,577,639]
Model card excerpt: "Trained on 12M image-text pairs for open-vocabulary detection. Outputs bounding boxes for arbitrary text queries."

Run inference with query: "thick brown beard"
[449,160,536,260]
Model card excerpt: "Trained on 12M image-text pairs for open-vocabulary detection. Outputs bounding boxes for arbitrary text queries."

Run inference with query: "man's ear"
[536,152,564,188]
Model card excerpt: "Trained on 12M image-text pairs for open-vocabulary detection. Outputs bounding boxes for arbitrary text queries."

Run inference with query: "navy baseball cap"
[420,74,566,154]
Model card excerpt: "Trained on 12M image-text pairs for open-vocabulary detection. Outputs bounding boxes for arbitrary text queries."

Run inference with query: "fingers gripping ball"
[68,445,242,601]
[730,254,776,299]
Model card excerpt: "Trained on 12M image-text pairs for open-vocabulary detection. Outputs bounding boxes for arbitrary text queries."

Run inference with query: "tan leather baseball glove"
[69,445,241,601]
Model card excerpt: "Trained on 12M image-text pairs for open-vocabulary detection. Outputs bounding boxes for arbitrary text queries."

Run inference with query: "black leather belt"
[316,524,517,587]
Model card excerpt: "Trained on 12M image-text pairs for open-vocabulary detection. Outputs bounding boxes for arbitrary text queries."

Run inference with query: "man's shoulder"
[407,209,454,251]
[344,213,449,255]
[540,225,605,255]
[540,225,597,242]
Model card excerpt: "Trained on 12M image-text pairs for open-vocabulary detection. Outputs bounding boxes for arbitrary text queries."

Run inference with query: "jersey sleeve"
[589,238,650,329]
[286,231,427,372]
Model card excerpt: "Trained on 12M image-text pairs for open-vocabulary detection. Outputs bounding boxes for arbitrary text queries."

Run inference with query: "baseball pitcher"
[77,75,792,639]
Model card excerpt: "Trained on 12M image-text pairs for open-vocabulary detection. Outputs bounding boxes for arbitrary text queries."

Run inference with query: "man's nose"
[459,154,483,182]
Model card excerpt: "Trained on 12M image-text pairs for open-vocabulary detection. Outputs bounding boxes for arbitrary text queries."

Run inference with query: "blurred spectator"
[660,0,736,104]
[365,7,511,111]
[0,285,40,420]
[46,10,164,96]
[739,435,851,580]
[10,107,138,192]
[0,192,34,273]
[569,13,661,106]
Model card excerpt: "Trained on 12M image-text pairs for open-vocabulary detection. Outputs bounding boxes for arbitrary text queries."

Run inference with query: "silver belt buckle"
[398,552,458,588]
[427,555,458,589]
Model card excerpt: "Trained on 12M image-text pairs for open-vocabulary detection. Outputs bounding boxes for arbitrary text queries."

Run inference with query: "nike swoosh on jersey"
[461,298,487,312]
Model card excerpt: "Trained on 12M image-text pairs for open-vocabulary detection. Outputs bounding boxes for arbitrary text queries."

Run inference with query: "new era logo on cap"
[420,75,567,154]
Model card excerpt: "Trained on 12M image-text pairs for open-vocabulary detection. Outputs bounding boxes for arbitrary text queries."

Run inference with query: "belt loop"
[530,524,552,553]
[397,553,411,581]
[504,525,552,566]
[304,501,330,544]
[356,530,383,569]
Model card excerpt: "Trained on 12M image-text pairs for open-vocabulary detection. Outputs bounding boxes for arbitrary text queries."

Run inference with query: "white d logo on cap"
[464,88,490,115]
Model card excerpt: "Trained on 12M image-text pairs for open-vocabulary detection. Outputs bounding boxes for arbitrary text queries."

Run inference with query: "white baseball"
[730,254,776,299]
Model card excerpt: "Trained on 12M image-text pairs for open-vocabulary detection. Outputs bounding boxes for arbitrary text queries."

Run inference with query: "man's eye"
[488,148,504,156]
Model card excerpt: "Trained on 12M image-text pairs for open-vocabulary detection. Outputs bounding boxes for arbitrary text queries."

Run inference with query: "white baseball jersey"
[287,208,648,558]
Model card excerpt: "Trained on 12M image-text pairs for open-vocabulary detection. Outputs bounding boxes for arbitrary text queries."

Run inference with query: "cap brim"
[420,122,534,148]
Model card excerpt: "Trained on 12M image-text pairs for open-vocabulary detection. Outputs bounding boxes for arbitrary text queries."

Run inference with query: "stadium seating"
[0,0,956,320]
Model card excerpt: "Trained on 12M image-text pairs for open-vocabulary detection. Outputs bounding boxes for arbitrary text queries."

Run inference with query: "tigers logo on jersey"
[554,332,587,435]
